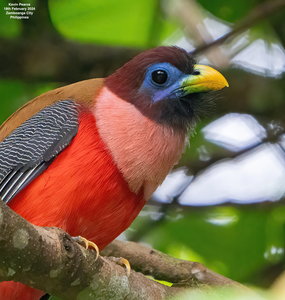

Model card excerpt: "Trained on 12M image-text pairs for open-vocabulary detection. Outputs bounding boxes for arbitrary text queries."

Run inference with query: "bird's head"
[105,46,228,133]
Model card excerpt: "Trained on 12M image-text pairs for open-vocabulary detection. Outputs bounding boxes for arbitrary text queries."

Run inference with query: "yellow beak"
[181,65,229,94]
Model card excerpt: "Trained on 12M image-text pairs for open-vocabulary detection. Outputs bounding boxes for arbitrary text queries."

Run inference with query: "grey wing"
[0,100,80,204]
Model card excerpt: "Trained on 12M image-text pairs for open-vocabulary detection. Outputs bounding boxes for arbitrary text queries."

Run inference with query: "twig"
[191,0,285,56]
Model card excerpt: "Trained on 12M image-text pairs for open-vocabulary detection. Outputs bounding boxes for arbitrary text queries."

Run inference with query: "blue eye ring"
[151,70,168,84]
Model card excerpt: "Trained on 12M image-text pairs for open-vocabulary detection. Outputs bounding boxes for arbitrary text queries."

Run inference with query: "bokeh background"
[1,0,285,295]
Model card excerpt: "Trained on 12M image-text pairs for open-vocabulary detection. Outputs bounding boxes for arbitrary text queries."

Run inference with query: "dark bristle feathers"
[105,46,195,103]
[105,46,214,132]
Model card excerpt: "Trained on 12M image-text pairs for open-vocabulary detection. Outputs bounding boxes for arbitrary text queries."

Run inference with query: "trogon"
[0,46,228,299]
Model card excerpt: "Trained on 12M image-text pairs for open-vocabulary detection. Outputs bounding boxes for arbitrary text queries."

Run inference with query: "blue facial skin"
[139,62,191,103]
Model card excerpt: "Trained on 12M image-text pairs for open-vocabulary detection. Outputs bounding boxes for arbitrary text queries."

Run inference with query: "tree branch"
[1,0,284,82]
[0,199,174,299]
[101,240,238,287]
[191,0,285,56]
[101,241,264,299]
[0,36,141,82]
[0,199,263,299]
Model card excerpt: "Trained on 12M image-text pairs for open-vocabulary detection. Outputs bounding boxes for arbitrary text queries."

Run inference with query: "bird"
[0,46,228,299]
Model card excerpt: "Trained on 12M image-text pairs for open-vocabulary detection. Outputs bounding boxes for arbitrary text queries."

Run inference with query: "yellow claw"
[109,257,131,277]
[73,236,99,261]
[119,257,131,277]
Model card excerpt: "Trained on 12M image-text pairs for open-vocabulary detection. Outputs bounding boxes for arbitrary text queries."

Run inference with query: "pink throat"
[93,87,187,200]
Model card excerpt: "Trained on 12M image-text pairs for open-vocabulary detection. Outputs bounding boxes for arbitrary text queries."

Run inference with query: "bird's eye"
[151,70,168,84]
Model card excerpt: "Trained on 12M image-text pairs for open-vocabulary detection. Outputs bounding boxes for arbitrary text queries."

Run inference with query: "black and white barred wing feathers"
[0,100,80,204]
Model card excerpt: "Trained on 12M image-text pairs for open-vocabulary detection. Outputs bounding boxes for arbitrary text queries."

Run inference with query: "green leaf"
[197,0,258,23]
[0,0,22,38]
[136,206,284,283]
[48,0,177,47]
[0,80,57,124]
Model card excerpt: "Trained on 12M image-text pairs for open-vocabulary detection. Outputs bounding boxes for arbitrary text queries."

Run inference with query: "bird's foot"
[108,257,131,276]
[73,236,99,261]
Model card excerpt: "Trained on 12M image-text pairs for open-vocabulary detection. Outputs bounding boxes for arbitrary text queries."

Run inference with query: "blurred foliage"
[0,81,57,124]
[48,0,176,47]
[197,0,258,23]
[0,0,36,37]
[0,0,20,37]
[130,205,284,283]
[1,0,285,297]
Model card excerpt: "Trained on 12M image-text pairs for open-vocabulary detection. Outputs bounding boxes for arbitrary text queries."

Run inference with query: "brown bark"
[0,199,263,299]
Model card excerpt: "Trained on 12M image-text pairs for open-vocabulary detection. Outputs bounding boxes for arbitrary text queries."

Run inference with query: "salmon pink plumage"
[0,46,228,299]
